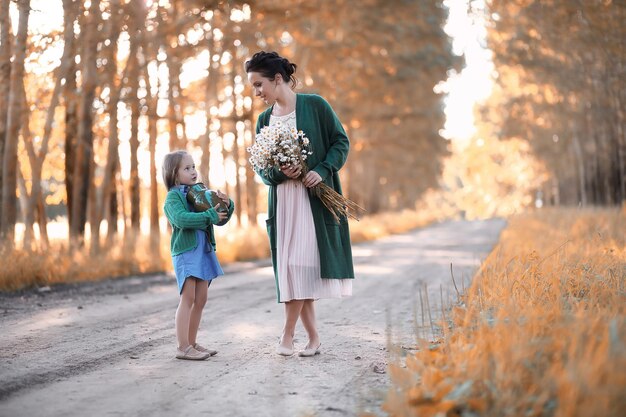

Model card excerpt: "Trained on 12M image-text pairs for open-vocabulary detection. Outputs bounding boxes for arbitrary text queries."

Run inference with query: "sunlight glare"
[10,0,63,35]
[440,0,494,142]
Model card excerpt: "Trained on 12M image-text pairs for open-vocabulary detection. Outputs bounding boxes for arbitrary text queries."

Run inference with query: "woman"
[245,51,354,357]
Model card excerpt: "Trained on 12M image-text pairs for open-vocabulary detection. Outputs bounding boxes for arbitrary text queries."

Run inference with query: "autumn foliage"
[0,0,456,254]
[478,0,626,207]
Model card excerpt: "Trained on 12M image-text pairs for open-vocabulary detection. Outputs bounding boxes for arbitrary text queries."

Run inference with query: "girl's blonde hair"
[162,150,189,189]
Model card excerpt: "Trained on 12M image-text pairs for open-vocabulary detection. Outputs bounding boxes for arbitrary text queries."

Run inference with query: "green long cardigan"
[163,189,234,256]
[255,93,355,291]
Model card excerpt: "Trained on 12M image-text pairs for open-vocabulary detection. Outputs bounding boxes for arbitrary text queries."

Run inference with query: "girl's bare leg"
[175,278,197,349]
[281,300,304,349]
[300,299,320,348]
[188,279,209,346]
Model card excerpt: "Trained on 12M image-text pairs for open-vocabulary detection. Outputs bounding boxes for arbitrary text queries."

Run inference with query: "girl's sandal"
[176,345,210,360]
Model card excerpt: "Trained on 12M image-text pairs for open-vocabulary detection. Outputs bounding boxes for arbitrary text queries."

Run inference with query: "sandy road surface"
[0,219,505,417]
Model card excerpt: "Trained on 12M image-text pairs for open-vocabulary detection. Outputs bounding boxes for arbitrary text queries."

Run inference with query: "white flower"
[247,123,312,174]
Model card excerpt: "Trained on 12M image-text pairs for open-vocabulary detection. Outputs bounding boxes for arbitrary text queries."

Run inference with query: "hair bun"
[245,51,298,89]
[282,58,297,76]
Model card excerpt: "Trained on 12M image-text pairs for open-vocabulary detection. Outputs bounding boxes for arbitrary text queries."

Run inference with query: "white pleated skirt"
[275,179,352,303]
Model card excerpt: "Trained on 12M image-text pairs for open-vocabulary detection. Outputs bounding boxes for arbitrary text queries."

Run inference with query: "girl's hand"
[302,170,322,188]
[216,190,230,206]
[280,164,302,179]
[216,210,228,222]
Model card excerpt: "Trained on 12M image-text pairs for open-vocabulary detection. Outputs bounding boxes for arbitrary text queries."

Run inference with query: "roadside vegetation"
[0,204,448,292]
[383,207,626,417]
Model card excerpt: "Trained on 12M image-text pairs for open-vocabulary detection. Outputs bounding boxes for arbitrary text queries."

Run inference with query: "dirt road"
[0,218,505,417]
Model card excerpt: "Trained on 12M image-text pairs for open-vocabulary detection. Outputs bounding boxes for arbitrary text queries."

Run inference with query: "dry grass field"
[383,207,626,417]
[0,206,444,292]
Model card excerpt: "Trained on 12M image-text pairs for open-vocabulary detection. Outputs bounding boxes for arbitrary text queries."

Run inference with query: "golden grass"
[0,205,447,292]
[348,209,434,243]
[384,207,626,417]
[215,226,271,264]
[0,233,172,292]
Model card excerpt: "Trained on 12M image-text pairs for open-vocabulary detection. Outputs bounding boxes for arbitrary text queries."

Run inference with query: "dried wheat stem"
[311,182,366,222]
[450,262,460,299]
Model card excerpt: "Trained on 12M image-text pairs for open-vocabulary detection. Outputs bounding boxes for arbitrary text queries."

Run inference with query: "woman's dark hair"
[244,51,298,89]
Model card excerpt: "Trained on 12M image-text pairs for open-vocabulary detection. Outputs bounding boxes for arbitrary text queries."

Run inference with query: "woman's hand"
[302,170,322,188]
[280,164,302,179]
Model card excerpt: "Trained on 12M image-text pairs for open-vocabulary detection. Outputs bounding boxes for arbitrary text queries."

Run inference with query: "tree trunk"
[219,123,231,199]
[103,3,128,247]
[164,1,186,151]
[0,0,11,233]
[128,39,140,232]
[245,115,258,226]
[166,57,187,151]
[22,0,77,251]
[17,162,32,248]
[18,76,36,249]
[200,54,218,188]
[90,0,121,254]
[1,0,30,245]
[142,9,160,253]
[148,97,160,252]
[614,92,626,205]
[64,0,79,240]
[105,178,119,246]
[36,192,48,248]
[70,0,100,247]
[64,70,78,234]
[570,122,587,207]
[229,63,243,225]
[232,119,243,225]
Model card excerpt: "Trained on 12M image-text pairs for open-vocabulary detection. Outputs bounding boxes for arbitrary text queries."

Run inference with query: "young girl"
[162,150,234,360]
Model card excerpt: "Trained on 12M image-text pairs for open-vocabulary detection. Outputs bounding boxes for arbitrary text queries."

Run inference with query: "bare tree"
[483,0,626,206]
[64,0,79,234]
[0,0,11,232]
[163,1,187,151]
[1,0,30,245]
[70,0,101,247]
[90,0,122,254]
[126,1,141,235]
[19,0,79,250]
[142,9,161,253]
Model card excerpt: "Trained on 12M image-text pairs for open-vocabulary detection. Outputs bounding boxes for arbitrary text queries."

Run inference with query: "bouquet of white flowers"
[247,121,312,174]
[247,121,364,222]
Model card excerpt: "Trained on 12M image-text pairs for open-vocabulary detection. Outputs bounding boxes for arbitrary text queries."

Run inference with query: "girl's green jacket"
[164,189,234,256]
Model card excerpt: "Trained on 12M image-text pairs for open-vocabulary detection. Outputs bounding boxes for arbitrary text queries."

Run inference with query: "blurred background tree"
[0,0,456,253]
[0,0,623,258]
[476,0,625,207]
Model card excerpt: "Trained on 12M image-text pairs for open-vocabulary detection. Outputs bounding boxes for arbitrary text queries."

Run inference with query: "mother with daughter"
[161,50,355,361]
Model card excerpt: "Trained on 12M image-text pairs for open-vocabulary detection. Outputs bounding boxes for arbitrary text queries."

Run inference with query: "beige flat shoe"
[276,338,294,356]
[176,345,210,360]
[298,343,321,357]
[193,343,218,356]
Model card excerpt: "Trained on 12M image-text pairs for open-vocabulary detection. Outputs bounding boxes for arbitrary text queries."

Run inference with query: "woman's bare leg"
[300,299,320,348]
[188,279,209,346]
[281,300,304,349]
[175,278,196,349]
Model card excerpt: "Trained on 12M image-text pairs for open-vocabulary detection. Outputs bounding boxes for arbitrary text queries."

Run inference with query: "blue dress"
[171,186,224,294]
